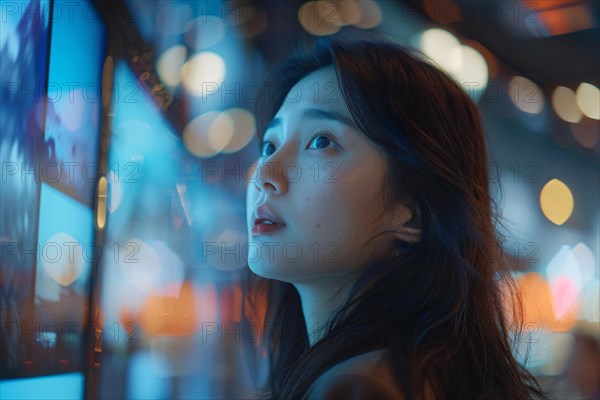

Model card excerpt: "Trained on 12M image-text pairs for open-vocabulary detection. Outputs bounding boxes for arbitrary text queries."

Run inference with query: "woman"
[242,35,547,400]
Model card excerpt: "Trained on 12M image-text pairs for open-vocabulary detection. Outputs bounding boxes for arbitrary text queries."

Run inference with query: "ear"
[389,201,422,244]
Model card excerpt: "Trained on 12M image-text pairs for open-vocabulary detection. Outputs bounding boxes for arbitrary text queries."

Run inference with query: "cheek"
[299,181,363,244]
[300,177,344,219]
[326,171,386,241]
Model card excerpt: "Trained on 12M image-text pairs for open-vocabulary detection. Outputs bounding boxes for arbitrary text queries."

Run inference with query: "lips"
[251,204,286,234]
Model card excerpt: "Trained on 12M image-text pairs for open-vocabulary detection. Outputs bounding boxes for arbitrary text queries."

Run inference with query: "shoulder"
[301,349,407,400]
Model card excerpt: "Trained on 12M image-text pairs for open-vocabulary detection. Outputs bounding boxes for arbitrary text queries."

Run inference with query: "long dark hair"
[242,34,547,400]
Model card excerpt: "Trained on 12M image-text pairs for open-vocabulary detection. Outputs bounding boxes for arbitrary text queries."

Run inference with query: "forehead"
[275,66,351,118]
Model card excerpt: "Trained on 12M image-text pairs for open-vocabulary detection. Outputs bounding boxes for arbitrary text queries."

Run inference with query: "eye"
[307,131,337,150]
[260,140,276,157]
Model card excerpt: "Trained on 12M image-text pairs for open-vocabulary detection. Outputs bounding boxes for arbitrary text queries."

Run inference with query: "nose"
[251,156,289,195]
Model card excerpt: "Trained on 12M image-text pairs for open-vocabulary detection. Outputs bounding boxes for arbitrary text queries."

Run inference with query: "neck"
[294,276,355,346]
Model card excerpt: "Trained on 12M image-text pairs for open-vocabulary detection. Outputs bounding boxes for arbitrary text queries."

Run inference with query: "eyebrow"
[265,108,358,131]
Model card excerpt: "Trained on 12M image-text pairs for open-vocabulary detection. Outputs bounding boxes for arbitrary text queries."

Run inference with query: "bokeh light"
[209,112,235,153]
[509,76,545,114]
[181,52,226,96]
[156,45,187,88]
[352,0,382,29]
[42,233,85,287]
[571,242,596,288]
[550,275,579,321]
[419,28,460,66]
[297,0,382,34]
[552,86,582,123]
[546,246,583,296]
[539,178,574,225]
[119,238,162,291]
[140,282,201,337]
[337,0,362,25]
[582,279,600,323]
[183,111,233,158]
[184,108,255,157]
[464,40,499,79]
[576,82,600,120]
[298,1,342,36]
[117,240,182,294]
[447,45,488,92]
[418,28,488,98]
[220,108,256,154]
[513,272,580,333]
[516,272,555,329]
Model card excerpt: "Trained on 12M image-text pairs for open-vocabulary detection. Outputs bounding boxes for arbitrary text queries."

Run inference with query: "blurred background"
[1,0,598,399]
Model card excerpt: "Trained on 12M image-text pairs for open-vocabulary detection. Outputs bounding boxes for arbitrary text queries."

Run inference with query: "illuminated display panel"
[1,1,106,397]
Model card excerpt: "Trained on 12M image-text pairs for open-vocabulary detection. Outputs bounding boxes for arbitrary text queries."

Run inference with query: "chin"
[246,260,296,284]
[247,259,277,279]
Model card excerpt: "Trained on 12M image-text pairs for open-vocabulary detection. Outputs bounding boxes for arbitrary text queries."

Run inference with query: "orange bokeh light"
[503,272,581,333]
[138,282,208,337]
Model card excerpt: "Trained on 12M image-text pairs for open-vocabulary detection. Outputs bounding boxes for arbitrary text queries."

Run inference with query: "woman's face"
[246,66,406,285]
